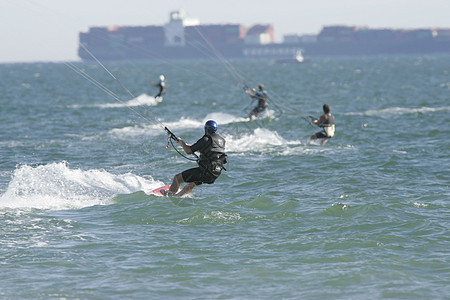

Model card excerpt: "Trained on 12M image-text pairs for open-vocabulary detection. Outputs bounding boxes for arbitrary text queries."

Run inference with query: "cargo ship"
[78,9,450,61]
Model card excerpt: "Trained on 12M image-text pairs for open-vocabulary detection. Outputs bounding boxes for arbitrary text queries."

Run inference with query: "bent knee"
[174,173,184,183]
[186,182,196,189]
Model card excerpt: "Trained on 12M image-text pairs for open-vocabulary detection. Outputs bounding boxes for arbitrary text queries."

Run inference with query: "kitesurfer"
[153,75,166,98]
[309,104,335,146]
[164,120,227,197]
[246,84,268,120]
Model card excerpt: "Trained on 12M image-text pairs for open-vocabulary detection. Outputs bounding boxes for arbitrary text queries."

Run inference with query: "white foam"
[109,124,162,138]
[109,112,247,138]
[0,162,162,210]
[98,94,162,108]
[162,112,249,131]
[260,109,277,120]
[346,106,450,116]
[225,128,299,152]
[162,117,203,131]
[108,116,202,138]
[202,112,248,125]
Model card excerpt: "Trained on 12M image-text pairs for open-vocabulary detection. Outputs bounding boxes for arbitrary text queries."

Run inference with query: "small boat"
[276,50,311,64]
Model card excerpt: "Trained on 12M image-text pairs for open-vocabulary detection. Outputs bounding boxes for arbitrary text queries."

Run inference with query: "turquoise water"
[1,56,449,299]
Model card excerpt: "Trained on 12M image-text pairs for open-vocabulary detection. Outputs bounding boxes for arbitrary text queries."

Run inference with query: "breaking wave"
[0,162,162,210]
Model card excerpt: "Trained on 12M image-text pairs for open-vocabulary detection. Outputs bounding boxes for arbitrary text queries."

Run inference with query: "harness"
[197,134,227,181]
[320,113,335,138]
[256,91,268,109]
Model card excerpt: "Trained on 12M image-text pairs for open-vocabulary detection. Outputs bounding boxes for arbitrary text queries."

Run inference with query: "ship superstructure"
[79,10,450,61]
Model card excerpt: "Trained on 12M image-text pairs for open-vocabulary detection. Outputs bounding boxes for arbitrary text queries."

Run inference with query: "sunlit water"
[1,55,449,299]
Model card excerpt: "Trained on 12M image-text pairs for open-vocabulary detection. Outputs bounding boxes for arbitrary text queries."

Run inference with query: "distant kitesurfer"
[309,104,335,146]
[246,84,268,120]
[153,75,166,98]
[163,120,227,197]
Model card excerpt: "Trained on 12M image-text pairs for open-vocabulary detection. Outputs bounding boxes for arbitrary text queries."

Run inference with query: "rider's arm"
[312,114,327,127]
[177,139,193,155]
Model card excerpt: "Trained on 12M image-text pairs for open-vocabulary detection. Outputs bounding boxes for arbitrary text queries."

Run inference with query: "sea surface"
[1,55,449,299]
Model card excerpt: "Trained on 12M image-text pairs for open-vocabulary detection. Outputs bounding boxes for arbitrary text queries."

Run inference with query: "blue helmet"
[204,120,218,134]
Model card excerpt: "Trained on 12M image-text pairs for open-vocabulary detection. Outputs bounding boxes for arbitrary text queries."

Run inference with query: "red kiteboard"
[151,185,171,196]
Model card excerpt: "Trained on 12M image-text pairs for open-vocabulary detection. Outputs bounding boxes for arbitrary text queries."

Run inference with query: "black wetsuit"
[155,80,166,98]
[251,90,268,114]
[181,133,227,185]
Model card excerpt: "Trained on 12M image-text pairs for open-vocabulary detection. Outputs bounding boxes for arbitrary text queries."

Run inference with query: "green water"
[0,55,449,299]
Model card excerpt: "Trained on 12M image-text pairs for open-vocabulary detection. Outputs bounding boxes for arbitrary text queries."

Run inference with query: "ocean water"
[0,55,449,299]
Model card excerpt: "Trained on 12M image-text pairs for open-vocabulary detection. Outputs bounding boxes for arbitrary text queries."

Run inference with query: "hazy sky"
[1,0,449,63]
